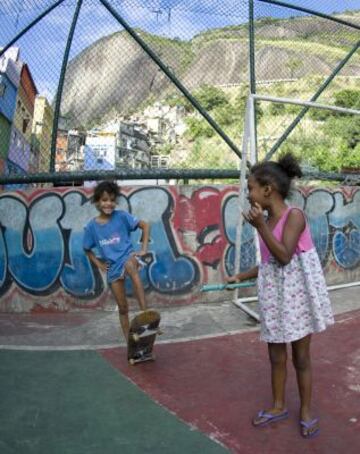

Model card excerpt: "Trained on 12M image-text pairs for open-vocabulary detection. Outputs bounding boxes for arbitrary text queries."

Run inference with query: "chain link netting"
[0,1,359,187]
[253,1,360,167]
[256,99,360,174]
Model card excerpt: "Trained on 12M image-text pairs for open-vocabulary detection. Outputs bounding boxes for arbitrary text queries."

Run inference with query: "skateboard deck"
[128,309,161,365]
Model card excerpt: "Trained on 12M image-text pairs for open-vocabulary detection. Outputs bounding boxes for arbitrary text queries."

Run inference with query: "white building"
[84,129,117,171]
[143,102,186,141]
[0,47,22,87]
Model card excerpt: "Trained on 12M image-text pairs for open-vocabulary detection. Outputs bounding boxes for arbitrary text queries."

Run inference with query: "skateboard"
[201,281,256,292]
[127,309,161,365]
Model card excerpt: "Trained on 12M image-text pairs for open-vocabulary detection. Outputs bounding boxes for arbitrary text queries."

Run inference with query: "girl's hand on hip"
[98,261,109,272]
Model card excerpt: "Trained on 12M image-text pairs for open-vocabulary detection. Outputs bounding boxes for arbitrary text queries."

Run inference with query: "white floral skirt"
[257,248,334,343]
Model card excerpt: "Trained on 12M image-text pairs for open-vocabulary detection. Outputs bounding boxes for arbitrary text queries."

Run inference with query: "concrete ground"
[0,287,359,453]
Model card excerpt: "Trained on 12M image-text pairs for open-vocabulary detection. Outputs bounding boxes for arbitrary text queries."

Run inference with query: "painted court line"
[0,309,358,351]
[0,327,260,351]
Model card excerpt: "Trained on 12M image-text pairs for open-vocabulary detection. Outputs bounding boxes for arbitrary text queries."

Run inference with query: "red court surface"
[101,310,360,454]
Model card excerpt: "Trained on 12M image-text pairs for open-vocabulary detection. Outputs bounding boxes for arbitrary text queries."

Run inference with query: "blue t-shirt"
[83,210,139,282]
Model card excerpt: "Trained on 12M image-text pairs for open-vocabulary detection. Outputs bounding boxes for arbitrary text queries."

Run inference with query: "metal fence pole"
[258,0,360,31]
[234,97,251,301]
[248,95,257,164]
[264,40,360,160]
[0,0,66,59]
[249,0,256,95]
[248,0,258,161]
[99,0,243,160]
[254,95,360,115]
[49,0,84,173]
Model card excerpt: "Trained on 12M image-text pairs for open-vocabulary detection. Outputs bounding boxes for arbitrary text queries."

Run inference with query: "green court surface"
[0,350,228,454]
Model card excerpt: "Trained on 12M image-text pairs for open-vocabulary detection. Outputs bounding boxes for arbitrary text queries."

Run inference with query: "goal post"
[233,94,360,320]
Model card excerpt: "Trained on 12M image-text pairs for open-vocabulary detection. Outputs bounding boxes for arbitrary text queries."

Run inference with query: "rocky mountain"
[61,11,360,126]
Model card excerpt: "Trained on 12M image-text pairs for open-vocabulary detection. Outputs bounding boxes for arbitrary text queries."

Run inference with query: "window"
[0,82,6,97]
[22,119,30,134]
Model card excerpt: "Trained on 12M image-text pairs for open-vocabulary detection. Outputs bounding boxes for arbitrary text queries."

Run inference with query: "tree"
[334,89,360,109]
[214,105,241,127]
[269,103,286,116]
[165,93,194,113]
[185,117,215,140]
[193,85,228,111]
[324,117,360,149]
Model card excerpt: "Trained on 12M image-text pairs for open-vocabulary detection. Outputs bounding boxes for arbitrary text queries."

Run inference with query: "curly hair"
[92,181,120,203]
[250,152,302,199]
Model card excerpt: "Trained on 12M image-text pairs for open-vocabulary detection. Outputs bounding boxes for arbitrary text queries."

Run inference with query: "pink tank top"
[259,207,314,264]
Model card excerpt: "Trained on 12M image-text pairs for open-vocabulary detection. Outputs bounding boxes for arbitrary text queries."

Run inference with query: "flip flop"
[300,418,320,439]
[252,409,289,427]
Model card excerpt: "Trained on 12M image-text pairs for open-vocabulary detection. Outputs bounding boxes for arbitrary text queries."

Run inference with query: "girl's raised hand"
[243,202,265,228]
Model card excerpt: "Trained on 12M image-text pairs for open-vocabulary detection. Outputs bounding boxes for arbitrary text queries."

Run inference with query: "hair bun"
[278,153,302,179]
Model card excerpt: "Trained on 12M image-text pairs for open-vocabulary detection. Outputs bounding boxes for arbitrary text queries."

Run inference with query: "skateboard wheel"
[132,333,140,342]
[157,329,163,335]
[129,358,136,365]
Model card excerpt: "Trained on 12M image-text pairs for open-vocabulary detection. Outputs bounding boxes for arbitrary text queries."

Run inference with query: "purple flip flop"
[253,409,289,427]
[300,418,320,438]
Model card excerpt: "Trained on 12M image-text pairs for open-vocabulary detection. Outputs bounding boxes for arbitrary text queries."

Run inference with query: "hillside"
[61,11,360,126]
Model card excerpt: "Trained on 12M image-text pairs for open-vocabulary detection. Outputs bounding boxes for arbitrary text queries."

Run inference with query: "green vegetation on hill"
[166,79,360,174]
[255,81,360,172]
[64,10,360,177]
[137,11,360,174]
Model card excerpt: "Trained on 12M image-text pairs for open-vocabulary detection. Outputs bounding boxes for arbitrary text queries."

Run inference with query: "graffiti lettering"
[0,186,358,311]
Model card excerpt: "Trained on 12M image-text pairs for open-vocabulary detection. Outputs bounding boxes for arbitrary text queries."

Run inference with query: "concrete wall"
[0,185,359,312]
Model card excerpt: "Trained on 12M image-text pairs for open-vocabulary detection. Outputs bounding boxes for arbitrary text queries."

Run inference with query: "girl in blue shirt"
[83,181,150,342]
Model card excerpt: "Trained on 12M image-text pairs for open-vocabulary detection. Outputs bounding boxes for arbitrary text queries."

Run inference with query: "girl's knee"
[268,345,287,366]
[270,353,287,367]
[292,353,311,371]
[292,337,312,371]
[125,257,138,275]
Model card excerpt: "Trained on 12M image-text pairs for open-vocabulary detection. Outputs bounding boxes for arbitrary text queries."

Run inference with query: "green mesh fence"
[0,1,359,187]
[253,0,360,168]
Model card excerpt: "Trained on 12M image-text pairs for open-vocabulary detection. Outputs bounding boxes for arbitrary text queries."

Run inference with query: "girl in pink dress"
[227,153,334,438]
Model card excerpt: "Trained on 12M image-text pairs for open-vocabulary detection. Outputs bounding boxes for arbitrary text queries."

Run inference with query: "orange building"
[55,130,68,172]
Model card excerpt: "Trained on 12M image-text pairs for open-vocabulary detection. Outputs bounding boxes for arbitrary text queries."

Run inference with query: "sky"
[0,0,359,99]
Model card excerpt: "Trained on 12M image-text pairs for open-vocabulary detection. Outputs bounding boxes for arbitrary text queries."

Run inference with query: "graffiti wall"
[0,185,359,312]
